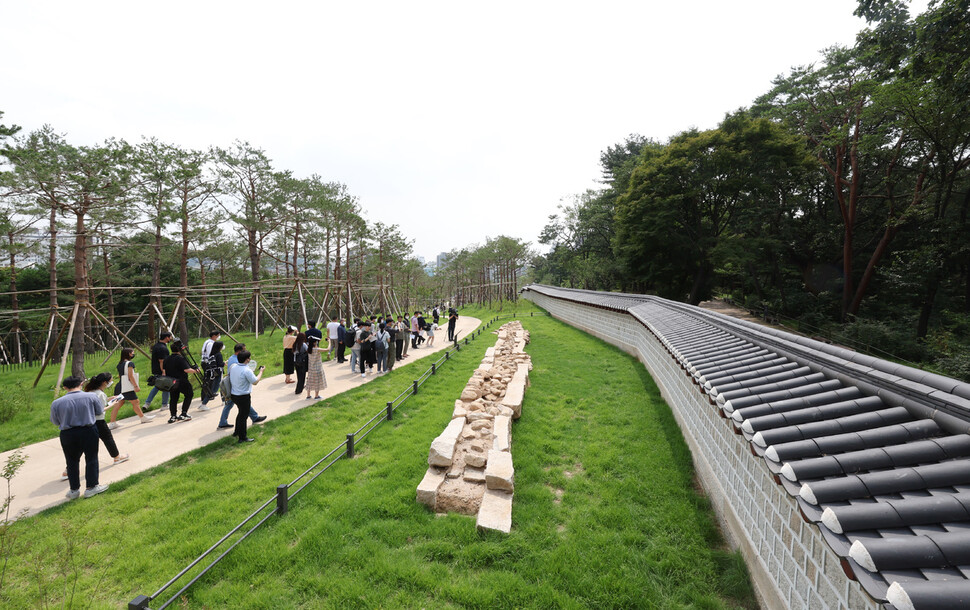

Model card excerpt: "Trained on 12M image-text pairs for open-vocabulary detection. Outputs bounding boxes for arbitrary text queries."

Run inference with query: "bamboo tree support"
[84,305,151,361]
[180,298,240,346]
[297,279,310,328]
[38,308,59,368]
[257,289,285,333]
[228,292,255,335]
[32,312,71,388]
[269,282,300,337]
[100,302,153,366]
[51,303,81,394]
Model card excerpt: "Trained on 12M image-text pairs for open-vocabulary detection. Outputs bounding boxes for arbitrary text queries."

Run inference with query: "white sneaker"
[107,422,119,430]
[140,414,155,423]
[361,373,366,378]
[66,489,80,500]
[199,404,211,411]
[83,484,109,498]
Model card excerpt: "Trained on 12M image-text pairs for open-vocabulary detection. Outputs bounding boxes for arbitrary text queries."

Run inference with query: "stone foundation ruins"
[416,321,532,533]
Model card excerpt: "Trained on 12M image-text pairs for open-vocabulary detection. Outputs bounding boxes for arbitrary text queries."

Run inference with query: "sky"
[0,1,925,262]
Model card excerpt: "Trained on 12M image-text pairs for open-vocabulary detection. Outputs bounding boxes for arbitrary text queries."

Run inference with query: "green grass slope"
[0,307,754,609]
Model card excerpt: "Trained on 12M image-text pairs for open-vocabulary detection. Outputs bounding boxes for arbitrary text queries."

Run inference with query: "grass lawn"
[0,328,318,452]
[0,305,754,609]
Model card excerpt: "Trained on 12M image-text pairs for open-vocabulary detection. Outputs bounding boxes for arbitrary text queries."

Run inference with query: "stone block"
[428,417,465,467]
[477,488,513,534]
[465,451,487,468]
[485,450,514,492]
[463,467,486,483]
[452,400,467,419]
[467,411,494,422]
[416,467,447,508]
[493,415,512,452]
[501,378,525,419]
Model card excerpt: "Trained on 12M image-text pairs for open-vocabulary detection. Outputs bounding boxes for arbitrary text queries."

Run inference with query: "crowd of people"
[52,304,458,501]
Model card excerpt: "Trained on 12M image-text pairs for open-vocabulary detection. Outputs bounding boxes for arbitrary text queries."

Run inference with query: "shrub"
[0,385,31,424]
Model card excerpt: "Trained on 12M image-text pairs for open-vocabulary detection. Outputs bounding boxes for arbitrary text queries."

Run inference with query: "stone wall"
[523,291,878,610]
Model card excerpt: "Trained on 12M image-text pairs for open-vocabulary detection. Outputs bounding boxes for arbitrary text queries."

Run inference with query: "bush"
[0,385,31,424]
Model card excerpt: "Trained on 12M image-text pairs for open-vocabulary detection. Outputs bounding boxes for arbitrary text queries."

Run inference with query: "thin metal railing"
[130,311,543,609]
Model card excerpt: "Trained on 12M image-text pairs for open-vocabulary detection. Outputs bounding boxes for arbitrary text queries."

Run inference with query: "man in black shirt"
[145,332,173,411]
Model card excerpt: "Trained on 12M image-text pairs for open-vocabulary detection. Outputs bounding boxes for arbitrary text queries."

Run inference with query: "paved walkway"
[1,317,481,520]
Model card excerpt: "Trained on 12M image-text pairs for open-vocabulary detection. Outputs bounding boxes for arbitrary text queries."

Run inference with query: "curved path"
[2,317,481,520]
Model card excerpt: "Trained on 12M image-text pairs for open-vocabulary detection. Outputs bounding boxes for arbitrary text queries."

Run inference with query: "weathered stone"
[463,467,486,483]
[460,387,479,402]
[466,411,494,422]
[498,406,515,418]
[461,429,478,440]
[445,469,461,479]
[484,347,495,358]
[493,415,512,452]
[477,488,512,534]
[501,378,525,419]
[465,452,487,467]
[485,450,514,492]
[470,442,485,452]
[428,417,465,467]
[417,467,447,508]
[452,401,467,419]
[470,419,490,431]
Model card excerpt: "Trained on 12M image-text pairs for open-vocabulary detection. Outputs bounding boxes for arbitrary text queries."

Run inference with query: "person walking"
[374,323,389,373]
[293,332,309,395]
[426,321,437,347]
[397,315,408,359]
[336,318,348,363]
[109,348,152,428]
[410,312,419,349]
[201,330,220,361]
[164,341,199,423]
[144,332,172,412]
[357,321,375,378]
[432,306,440,325]
[348,320,361,373]
[85,373,130,465]
[385,321,397,371]
[51,376,108,499]
[229,350,265,443]
[282,325,297,383]
[217,343,267,430]
[304,337,328,399]
[199,340,225,411]
[448,308,458,342]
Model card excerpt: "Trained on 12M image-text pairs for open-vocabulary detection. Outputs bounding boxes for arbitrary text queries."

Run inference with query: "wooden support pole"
[53,303,81,395]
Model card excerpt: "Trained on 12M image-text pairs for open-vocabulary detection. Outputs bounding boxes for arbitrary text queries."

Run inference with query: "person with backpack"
[293,332,309,395]
[217,343,267,430]
[348,319,361,373]
[199,340,225,411]
[144,332,172,412]
[374,323,390,373]
[356,321,376,378]
[201,330,220,361]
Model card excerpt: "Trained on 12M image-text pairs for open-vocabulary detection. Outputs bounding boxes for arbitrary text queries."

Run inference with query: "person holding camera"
[228,350,265,443]
[448,308,458,342]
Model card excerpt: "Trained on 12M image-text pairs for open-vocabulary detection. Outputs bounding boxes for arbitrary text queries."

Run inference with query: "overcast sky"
[0,1,925,262]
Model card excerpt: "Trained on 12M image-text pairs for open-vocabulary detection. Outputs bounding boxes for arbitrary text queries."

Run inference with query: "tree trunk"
[8,232,22,362]
[71,210,88,378]
[178,211,189,340]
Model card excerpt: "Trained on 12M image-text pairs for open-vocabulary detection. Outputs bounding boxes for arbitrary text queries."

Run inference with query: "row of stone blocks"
[416,322,531,533]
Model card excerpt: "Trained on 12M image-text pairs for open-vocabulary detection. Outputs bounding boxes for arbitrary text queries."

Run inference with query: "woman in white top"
[86,374,130,463]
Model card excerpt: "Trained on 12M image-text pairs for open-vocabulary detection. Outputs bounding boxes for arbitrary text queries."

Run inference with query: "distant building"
[11,229,74,268]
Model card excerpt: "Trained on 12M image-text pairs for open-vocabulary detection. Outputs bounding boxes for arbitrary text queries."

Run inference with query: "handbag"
[121,371,140,393]
[153,375,177,392]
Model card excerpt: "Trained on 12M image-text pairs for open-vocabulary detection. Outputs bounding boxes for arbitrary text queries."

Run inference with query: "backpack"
[294,347,309,371]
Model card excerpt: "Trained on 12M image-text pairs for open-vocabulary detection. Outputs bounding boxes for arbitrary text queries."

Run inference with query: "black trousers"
[448,322,456,342]
[95,419,119,458]
[360,344,375,373]
[337,342,346,363]
[295,367,307,394]
[170,381,194,417]
[395,340,404,360]
[232,393,252,440]
[60,425,99,490]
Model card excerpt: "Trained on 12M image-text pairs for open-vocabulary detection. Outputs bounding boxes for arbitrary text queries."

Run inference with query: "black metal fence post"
[386,401,393,420]
[431,362,436,375]
[346,433,355,458]
[412,380,418,395]
[276,484,288,515]
[128,595,151,610]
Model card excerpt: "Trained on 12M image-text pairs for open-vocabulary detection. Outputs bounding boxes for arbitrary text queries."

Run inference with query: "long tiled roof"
[524,284,970,610]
